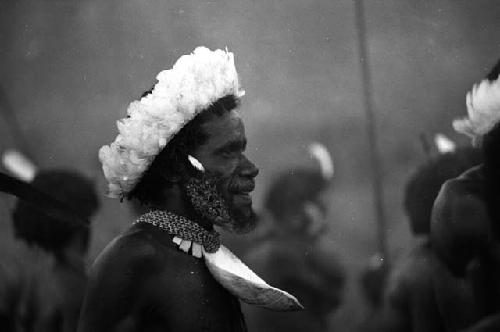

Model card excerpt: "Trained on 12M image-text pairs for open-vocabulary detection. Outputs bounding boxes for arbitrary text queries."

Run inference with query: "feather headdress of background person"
[453,76,500,144]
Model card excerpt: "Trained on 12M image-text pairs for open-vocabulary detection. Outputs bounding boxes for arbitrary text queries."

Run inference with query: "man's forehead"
[201,110,246,146]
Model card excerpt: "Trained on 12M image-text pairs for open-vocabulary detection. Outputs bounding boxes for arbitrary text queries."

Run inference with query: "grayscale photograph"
[1,1,500,331]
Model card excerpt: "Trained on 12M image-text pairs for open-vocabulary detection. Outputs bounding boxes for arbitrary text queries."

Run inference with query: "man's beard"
[184,175,257,234]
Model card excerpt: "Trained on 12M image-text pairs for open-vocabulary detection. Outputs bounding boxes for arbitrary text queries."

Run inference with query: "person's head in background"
[12,169,99,264]
[264,169,331,239]
[404,146,482,236]
[263,144,334,239]
[265,169,326,237]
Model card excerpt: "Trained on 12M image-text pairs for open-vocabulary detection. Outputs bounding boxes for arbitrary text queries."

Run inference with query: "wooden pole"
[353,0,389,262]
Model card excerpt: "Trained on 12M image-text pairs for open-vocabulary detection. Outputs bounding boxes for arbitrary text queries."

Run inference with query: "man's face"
[190,110,259,233]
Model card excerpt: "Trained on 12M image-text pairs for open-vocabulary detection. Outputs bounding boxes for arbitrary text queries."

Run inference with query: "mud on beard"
[184,175,257,234]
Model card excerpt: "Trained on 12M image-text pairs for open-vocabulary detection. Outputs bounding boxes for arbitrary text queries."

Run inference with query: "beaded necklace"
[134,210,221,253]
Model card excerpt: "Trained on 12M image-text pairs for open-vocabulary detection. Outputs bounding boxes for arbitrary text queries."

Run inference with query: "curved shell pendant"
[203,245,304,312]
[172,237,303,311]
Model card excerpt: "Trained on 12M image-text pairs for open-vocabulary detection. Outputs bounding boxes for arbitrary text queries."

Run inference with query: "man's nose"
[239,155,259,178]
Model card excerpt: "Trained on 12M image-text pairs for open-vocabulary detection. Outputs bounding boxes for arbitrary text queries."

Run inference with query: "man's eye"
[221,150,241,158]
[221,150,235,157]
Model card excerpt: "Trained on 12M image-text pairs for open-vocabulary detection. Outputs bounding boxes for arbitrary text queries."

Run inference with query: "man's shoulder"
[90,224,174,279]
[440,165,484,197]
[435,166,487,225]
[90,223,216,287]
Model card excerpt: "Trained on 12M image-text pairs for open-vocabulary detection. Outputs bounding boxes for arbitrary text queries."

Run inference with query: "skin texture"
[78,110,259,332]
[431,166,500,331]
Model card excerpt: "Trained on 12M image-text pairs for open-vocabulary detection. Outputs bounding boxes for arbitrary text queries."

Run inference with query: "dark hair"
[486,58,500,81]
[480,59,500,225]
[128,93,240,205]
[482,121,500,230]
[264,169,327,221]
[403,147,482,234]
[12,169,99,257]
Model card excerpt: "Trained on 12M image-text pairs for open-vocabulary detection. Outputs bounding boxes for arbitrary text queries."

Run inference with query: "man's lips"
[231,182,255,204]
[230,182,255,195]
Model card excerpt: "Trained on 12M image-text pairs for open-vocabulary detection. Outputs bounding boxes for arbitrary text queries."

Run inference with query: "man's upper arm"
[431,181,490,276]
[77,237,157,332]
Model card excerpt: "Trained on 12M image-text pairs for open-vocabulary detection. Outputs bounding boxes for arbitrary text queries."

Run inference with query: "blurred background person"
[431,58,500,331]
[369,138,482,332]
[244,143,345,332]
[0,166,99,332]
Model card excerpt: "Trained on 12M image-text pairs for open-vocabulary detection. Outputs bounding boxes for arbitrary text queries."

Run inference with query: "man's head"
[404,147,482,235]
[129,94,259,233]
[12,169,99,259]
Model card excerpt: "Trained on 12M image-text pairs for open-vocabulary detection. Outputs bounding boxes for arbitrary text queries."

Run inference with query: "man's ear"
[159,159,189,184]
[161,172,181,183]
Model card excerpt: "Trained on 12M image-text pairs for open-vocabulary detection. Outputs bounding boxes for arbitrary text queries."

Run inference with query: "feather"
[1,149,37,182]
[434,134,456,154]
[308,142,334,180]
[188,155,205,172]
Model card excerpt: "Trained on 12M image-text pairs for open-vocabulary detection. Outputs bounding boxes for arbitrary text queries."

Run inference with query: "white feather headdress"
[453,77,500,143]
[99,47,244,198]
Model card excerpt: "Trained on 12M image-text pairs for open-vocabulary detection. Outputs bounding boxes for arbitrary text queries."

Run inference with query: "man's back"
[380,242,444,332]
[244,235,344,332]
[432,166,500,329]
[78,222,247,332]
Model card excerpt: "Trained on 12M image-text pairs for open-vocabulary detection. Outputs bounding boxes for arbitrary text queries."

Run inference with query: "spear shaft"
[353,0,389,262]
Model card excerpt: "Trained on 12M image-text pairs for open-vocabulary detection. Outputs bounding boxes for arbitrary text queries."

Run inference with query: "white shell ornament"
[187,155,205,172]
[203,245,304,311]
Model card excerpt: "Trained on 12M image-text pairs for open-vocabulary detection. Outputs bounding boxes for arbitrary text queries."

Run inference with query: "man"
[372,146,481,332]
[78,47,295,332]
[431,59,500,331]
[3,169,99,332]
[244,144,345,332]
